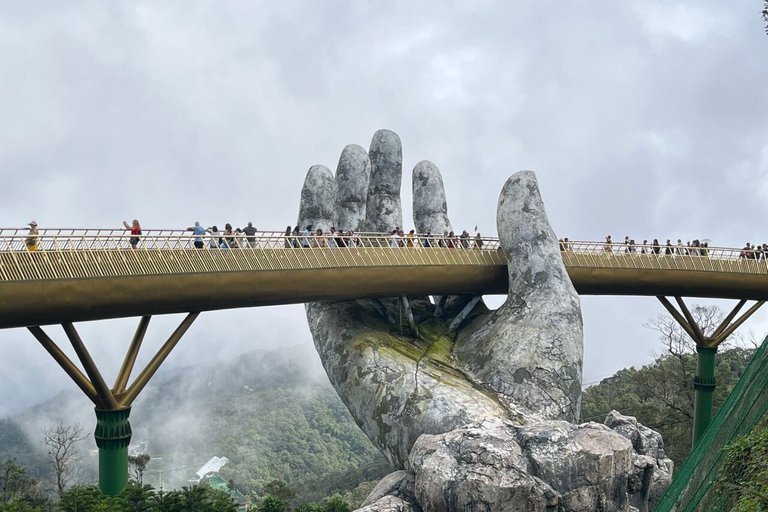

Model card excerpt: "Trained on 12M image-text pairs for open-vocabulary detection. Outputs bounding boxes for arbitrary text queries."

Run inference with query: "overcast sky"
[1,0,767,417]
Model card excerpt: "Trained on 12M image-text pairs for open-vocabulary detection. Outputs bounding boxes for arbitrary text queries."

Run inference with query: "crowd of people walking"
[574,235,714,256]
[15,220,488,252]
[17,221,768,261]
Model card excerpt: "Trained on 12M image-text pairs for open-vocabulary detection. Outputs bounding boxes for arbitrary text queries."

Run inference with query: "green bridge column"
[94,408,132,495]
[692,346,717,447]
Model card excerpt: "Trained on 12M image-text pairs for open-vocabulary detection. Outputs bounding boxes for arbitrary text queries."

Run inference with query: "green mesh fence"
[655,335,768,512]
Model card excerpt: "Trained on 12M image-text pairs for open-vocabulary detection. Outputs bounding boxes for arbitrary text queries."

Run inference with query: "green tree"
[178,485,237,512]
[764,1,767,34]
[58,486,101,512]
[258,496,286,512]
[120,483,156,512]
[150,490,182,512]
[0,460,52,512]
[318,495,349,512]
[262,480,296,503]
[714,418,768,511]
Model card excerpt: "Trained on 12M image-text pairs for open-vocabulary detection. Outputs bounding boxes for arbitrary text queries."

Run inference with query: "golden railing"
[0,229,504,282]
[561,241,768,274]
[3,229,768,283]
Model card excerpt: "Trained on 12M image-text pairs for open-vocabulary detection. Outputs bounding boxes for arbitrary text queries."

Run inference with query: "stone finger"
[412,160,452,235]
[365,129,403,232]
[297,165,335,233]
[334,144,371,232]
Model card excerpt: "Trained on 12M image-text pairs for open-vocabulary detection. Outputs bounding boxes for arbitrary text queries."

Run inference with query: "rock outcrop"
[362,413,672,512]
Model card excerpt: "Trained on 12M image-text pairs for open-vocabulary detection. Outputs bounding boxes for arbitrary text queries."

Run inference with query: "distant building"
[194,456,247,510]
[194,456,230,480]
[202,474,247,510]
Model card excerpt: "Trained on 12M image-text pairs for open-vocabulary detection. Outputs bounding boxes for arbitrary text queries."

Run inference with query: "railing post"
[692,346,717,447]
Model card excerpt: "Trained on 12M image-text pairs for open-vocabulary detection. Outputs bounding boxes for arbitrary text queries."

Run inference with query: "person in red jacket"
[122,219,142,250]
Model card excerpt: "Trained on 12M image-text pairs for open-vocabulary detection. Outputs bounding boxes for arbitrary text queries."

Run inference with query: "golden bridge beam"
[118,312,199,408]
[674,297,707,346]
[710,300,765,347]
[710,300,746,340]
[656,296,699,343]
[62,323,120,410]
[27,326,103,408]
[113,316,151,395]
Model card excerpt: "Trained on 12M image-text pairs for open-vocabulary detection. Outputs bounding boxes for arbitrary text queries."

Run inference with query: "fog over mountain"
[1,1,768,418]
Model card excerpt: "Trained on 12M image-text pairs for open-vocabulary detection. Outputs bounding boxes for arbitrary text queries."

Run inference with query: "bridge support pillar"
[692,346,717,447]
[27,312,199,496]
[94,408,132,495]
[656,297,765,448]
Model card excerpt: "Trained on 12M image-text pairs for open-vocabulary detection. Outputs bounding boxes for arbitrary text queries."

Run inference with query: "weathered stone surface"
[335,144,371,232]
[297,164,335,233]
[604,411,673,512]
[360,414,673,512]
[455,171,583,422]
[356,495,417,512]
[409,418,554,512]
[365,129,403,232]
[360,471,416,508]
[412,160,451,235]
[306,300,509,468]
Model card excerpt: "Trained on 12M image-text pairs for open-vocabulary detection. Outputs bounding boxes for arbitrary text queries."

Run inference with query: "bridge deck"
[2,230,768,328]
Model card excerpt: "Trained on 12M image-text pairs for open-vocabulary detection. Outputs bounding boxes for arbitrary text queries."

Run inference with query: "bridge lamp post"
[28,313,199,495]
[657,297,764,447]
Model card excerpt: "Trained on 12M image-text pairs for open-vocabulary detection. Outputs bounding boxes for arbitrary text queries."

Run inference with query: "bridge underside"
[4,265,768,329]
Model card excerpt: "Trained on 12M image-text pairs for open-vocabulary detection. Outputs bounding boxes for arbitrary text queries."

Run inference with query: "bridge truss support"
[656,297,764,447]
[27,312,199,495]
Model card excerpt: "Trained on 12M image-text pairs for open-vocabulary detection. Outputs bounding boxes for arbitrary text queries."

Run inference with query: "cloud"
[1,0,768,417]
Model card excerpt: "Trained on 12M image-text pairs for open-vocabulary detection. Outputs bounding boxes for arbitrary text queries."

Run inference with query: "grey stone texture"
[412,160,452,235]
[454,171,584,423]
[334,144,371,232]
[365,129,403,232]
[359,413,673,512]
[297,164,335,233]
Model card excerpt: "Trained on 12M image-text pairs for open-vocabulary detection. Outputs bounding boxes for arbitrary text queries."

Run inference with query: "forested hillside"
[0,346,390,505]
[580,346,755,465]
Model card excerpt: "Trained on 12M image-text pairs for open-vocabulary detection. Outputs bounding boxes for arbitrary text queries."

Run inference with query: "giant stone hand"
[297,130,583,469]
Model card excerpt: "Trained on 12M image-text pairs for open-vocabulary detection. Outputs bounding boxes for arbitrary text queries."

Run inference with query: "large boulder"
[358,413,673,512]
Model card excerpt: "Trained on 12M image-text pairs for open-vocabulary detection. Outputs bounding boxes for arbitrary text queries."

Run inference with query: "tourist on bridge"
[390,229,401,248]
[641,240,649,254]
[665,240,673,256]
[240,222,258,248]
[314,228,325,248]
[25,221,39,252]
[186,221,206,249]
[222,223,238,248]
[423,229,433,248]
[301,226,312,248]
[603,235,612,253]
[406,230,416,248]
[285,226,294,248]
[207,225,222,248]
[122,219,142,250]
[460,230,470,249]
[652,239,661,255]
[475,232,484,249]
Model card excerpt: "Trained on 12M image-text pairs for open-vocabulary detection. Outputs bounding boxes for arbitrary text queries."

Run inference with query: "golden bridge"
[2,227,767,494]
[3,229,768,328]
